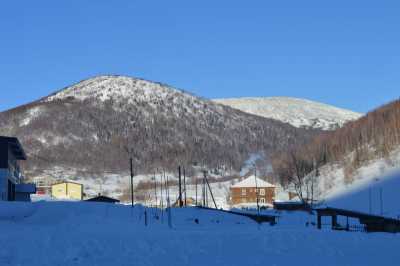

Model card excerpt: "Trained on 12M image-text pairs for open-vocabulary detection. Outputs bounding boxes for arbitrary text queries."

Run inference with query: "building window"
[241,189,246,196]
[259,189,265,196]
[259,198,265,204]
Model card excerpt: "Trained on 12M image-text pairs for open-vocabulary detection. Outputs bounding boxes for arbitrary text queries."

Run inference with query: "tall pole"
[204,172,218,209]
[154,171,158,208]
[195,176,198,206]
[183,167,187,206]
[202,171,206,207]
[130,157,134,208]
[160,172,164,223]
[178,166,183,207]
[380,188,383,216]
[166,175,172,229]
[254,164,260,217]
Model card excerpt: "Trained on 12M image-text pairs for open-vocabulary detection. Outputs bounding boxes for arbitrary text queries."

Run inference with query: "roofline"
[231,185,276,188]
[0,136,27,160]
[52,181,83,186]
[231,176,276,188]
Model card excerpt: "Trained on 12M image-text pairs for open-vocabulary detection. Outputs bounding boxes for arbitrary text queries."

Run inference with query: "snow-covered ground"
[1,200,399,266]
[326,171,400,219]
[316,148,400,202]
[214,97,362,130]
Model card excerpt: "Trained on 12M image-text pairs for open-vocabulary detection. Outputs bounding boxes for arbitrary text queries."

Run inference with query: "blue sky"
[1,0,399,113]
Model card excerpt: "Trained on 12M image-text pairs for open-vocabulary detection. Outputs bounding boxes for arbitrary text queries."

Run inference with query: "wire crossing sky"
[1,0,399,113]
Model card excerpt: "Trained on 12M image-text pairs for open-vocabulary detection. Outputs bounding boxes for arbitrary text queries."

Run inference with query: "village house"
[51,181,84,200]
[230,175,275,207]
[0,136,36,201]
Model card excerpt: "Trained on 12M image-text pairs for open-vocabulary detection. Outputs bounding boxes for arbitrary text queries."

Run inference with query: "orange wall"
[230,187,275,205]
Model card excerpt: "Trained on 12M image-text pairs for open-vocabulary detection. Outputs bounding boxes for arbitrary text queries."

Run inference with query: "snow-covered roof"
[232,176,275,188]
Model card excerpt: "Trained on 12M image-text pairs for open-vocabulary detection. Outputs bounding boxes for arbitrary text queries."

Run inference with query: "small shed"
[86,195,120,203]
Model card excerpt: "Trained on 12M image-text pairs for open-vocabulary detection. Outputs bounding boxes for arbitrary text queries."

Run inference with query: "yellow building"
[51,181,83,200]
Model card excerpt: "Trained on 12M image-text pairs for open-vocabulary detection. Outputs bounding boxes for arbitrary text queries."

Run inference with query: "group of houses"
[1,135,284,208]
[4,136,398,234]
[0,136,119,203]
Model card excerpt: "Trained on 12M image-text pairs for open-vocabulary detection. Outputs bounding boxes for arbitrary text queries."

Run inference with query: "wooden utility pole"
[178,166,183,207]
[153,172,157,208]
[254,164,260,217]
[160,172,164,223]
[204,171,218,209]
[166,175,172,228]
[130,157,134,208]
[183,167,187,206]
[202,171,206,207]
[195,176,198,206]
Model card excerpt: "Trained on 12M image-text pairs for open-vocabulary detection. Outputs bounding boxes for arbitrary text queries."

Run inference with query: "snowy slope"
[214,97,362,130]
[314,147,400,203]
[326,171,400,218]
[44,75,204,111]
[0,201,399,266]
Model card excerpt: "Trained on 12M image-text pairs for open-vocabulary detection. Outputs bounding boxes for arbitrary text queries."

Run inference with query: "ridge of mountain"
[214,97,363,130]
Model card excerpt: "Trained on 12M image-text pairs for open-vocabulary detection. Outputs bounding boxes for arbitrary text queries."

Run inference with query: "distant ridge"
[214,97,362,130]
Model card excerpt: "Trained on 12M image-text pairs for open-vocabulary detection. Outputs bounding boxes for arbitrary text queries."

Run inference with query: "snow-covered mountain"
[0,75,316,187]
[214,97,362,130]
[45,75,198,107]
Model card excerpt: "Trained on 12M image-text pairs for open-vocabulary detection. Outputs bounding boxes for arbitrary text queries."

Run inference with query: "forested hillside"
[0,75,316,180]
[272,99,400,199]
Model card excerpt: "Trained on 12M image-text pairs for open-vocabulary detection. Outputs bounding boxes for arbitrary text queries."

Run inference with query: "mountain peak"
[213,97,363,130]
[44,75,182,103]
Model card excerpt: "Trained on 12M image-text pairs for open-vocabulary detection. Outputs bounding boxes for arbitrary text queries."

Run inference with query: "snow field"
[1,200,399,266]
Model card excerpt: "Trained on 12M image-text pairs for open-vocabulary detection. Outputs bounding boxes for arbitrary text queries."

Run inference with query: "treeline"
[272,99,400,197]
